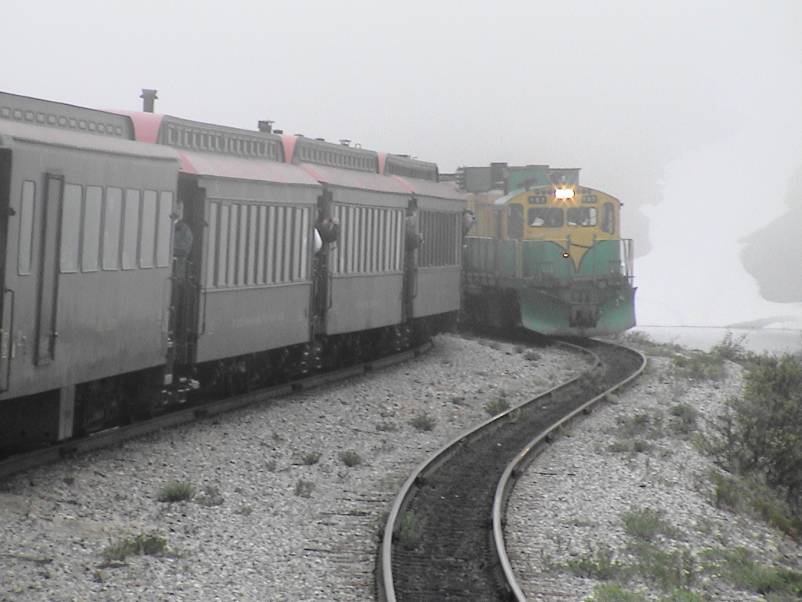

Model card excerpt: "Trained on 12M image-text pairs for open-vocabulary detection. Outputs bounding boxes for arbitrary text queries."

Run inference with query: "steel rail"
[0,342,432,481]
[491,340,646,601]
[377,339,599,602]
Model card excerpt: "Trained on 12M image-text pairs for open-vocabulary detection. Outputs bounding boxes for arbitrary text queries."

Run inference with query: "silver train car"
[0,90,465,453]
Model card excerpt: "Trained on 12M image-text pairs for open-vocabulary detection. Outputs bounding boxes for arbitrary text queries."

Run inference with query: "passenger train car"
[0,90,464,453]
[461,163,636,336]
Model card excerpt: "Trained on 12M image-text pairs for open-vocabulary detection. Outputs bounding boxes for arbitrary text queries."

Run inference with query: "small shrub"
[484,397,511,416]
[621,507,680,541]
[234,505,253,516]
[672,351,726,381]
[398,511,420,550]
[706,354,802,512]
[703,547,802,596]
[710,331,749,363]
[302,451,321,465]
[157,480,194,503]
[409,412,436,432]
[102,533,166,562]
[524,349,541,362]
[294,479,315,498]
[586,583,646,602]
[339,450,362,467]
[376,421,398,432]
[565,545,622,580]
[616,411,664,440]
[669,403,698,435]
[628,542,695,591]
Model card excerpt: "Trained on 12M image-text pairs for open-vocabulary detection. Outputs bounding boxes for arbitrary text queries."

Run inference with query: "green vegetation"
[524,349,541,362]
[409,412,436,432]
[621,507,681,542]
[668,403,698,436]
[294,479,315,498]
[376,420,399,432]
[671,350,727,381]
[484,397,511,416]
[339,449,362,467]
[565,545,623,580]
[585,583,646,601]
[156,480,194,503]
[704,353,802,517]
[398,511,420,550]
[620,331,684,357]
[302,451,321,465]
[101,533,166,563]
[702,547,802,597]
[628,542,696,591]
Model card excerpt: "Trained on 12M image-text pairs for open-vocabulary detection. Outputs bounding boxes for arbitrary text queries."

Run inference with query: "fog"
[3,0,801,327]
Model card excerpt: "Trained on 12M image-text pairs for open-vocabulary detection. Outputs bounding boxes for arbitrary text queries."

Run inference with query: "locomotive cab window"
[528,207,564,228]
[18,180,36,275]
[507,203,524,239]
[82,186,102,272]
[566,207,597,227]
[60,184,82,273]
[602,203,616,234]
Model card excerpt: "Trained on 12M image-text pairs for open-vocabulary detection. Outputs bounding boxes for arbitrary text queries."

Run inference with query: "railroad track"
[377,337,646,601]
[0,342,431,481]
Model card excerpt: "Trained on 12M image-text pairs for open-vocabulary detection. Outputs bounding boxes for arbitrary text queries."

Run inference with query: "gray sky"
[4,0,802,322]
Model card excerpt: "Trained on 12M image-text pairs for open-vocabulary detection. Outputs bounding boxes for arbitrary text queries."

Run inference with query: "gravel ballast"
[0,334,583,602]
[506,347,802,601]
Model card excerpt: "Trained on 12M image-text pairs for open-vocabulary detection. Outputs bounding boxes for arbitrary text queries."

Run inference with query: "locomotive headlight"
[555,188,575,201]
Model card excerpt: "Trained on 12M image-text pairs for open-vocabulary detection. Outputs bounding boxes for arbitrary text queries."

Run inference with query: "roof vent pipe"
[339,139,350,147]
[140,89,158,113]
[258,120,274,134]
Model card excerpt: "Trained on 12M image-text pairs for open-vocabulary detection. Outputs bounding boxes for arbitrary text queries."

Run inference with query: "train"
[0,90,464,453]
[460,163,636,336]
[0,90,635,455]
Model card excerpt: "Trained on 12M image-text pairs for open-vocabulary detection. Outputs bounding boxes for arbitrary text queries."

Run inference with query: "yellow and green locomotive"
[461,163,636,336]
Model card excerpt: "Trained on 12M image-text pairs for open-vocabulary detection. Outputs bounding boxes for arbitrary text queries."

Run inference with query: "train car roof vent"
[140,88,158,113]
[258,120,274,134]
[339,139,350,146]
[316,137,325,141]
[274,129,284,134]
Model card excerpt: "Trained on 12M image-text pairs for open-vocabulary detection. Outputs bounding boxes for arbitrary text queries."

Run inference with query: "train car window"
[527,207,564,228]
[121,189,140,270]
[256,205,266,284]
[139,191,157,268]
[103,187,122,270]
[566,207,597,227]
[266,206,275,283]
[227,204,238,286]
[292,208,302,280]
[206,202,218,287]
[217,204,229,286]
[283,207,293,281]
[274,206,286,282]
[82,186,102,272]
[602,203,616,234]
[507,204,524,240]
[59,184,82,273]
[18,180,36,275]
[156,192,173,268]
[246,205,257,285]
[237,205,247,285]
[347,206,356,273]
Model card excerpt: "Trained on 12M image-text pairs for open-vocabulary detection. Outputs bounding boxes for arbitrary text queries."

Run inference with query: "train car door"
[34,173,63,365]
[0,149,10,390]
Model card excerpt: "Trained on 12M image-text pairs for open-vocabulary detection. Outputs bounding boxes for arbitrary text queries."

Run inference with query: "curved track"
[377,338,646,601]
[0,343,431,481]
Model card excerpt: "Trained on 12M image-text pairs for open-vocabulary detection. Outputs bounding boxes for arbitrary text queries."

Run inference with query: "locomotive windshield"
[528,207,563,228]
[566,207,597,227]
